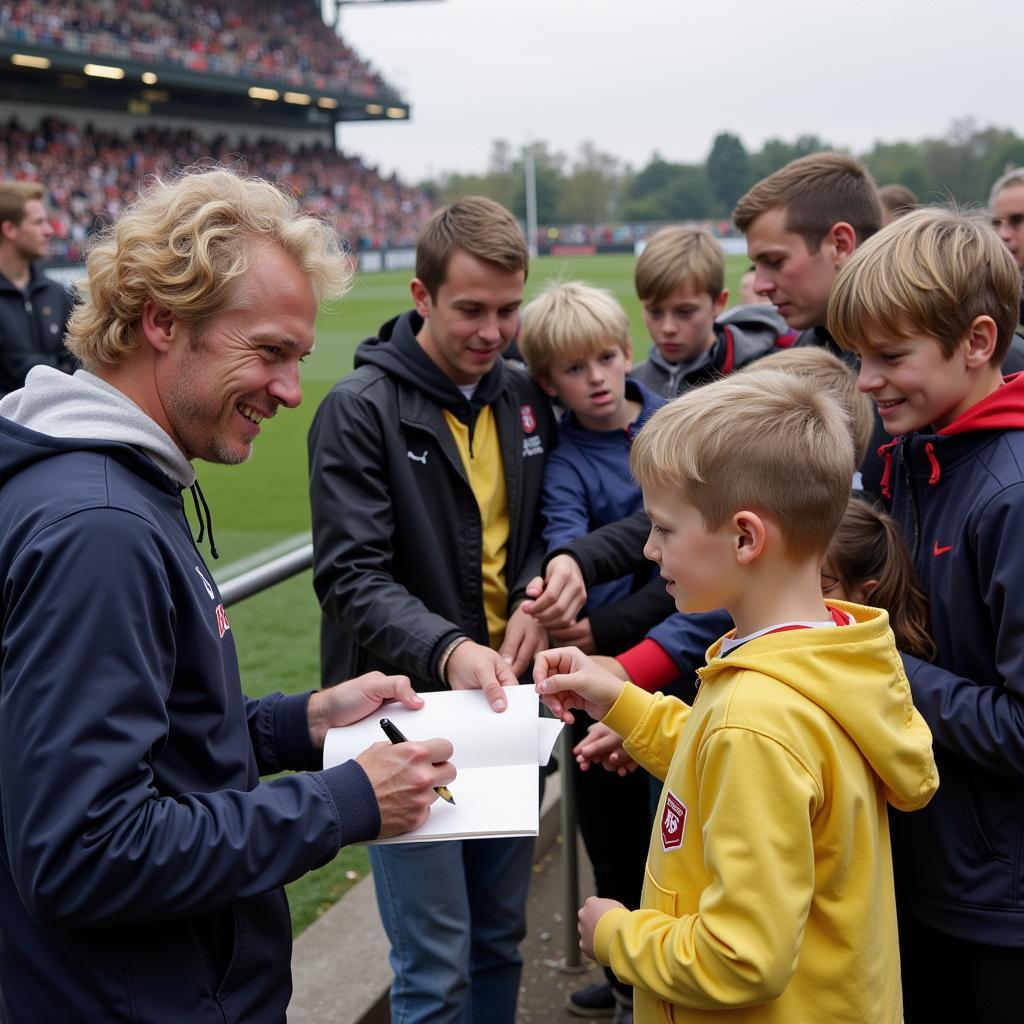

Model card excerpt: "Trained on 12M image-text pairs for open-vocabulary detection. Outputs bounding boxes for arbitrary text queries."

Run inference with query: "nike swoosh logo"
[933,542,952,556]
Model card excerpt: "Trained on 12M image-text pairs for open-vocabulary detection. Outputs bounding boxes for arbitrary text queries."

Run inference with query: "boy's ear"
[623,342,633,373]
[140,297,178,354]
[824,222,858,269]
[963,315,999,367]
[713,290,729,316]
[732,510,767,565]
[410,278,432,317]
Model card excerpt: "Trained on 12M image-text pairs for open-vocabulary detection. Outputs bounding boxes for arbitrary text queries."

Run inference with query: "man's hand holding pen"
[312,670,456,838]
[380,718,455,804]
[356,734,457,838]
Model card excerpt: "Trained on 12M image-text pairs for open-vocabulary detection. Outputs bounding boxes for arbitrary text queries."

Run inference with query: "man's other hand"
[307,672,423,749]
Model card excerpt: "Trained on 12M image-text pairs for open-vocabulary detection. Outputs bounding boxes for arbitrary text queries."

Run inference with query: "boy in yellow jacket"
[534,369,938,1023]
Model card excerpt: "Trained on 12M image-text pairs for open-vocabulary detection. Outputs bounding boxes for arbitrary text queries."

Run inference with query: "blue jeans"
[369,836,534,1024]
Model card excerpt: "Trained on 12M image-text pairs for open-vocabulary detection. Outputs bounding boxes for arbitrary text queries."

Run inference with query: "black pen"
[379,718,455,805]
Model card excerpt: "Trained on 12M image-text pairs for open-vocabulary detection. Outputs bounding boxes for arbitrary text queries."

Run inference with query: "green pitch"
[209,251,749,934]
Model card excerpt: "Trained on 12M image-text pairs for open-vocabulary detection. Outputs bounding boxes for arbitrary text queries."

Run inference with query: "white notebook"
[323,686,563,844]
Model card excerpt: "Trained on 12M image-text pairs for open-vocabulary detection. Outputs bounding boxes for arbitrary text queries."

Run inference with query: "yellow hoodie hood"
[699,601,936,811]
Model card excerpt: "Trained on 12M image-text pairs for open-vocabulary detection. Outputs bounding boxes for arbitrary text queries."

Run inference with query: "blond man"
[0,180,75,395]
[0,168,455,1023]
[534,370,937,1024]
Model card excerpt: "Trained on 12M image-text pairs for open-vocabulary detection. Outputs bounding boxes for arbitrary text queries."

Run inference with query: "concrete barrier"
[288,772,563,1024]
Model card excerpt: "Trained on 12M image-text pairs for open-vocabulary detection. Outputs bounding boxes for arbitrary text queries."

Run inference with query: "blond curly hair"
[66,168,352,369]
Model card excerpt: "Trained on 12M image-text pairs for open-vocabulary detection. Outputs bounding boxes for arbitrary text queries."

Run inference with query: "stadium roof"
[0,41,409,132]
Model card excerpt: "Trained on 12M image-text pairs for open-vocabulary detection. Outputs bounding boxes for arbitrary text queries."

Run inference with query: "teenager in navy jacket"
[828,207,1024,1021]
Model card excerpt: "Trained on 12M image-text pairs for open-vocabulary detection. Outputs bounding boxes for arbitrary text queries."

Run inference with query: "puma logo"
[407,450,428,465]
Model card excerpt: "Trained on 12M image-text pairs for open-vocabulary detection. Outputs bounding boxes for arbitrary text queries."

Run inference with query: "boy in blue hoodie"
[518,280,664,1019]
[519,280,665,638]
[828,207,1024,1023]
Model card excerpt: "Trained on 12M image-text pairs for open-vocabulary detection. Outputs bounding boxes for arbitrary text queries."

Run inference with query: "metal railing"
[218,536,582,970]
[219,540,314,608]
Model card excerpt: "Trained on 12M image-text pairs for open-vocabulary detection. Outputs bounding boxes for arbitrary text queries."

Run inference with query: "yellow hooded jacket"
[594,602,938,1024]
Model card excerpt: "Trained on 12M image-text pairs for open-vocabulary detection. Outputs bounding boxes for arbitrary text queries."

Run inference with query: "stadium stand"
[0,115,433,259]
[0,0,398,102]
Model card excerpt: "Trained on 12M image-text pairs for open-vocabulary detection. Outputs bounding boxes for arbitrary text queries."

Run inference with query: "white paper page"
[324,685,541,771]
[370,765,539,845]
[323,687,562,845]
[538,717,563,765]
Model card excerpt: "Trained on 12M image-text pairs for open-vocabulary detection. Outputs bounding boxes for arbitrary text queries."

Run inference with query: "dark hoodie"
[309,311,556,689]
[631,313,796,400]
[0,265,75,397]
[542,378,664,609]
[885,372,1024,945]
[0,368,379,1023]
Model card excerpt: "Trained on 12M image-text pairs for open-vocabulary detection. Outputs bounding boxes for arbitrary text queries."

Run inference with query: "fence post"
[557,729,586,973]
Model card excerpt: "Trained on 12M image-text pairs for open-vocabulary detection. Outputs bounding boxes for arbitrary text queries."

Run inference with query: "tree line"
[421,118,1024,226]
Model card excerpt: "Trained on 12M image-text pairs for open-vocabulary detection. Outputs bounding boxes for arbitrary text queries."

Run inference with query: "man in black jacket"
[310,196,554,1024]
[0,181,75,396]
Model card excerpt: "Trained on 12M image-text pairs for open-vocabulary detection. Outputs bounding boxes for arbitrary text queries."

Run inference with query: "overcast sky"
[328,0,1021,184]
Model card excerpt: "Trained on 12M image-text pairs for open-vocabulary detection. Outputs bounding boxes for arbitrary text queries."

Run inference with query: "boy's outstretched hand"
[579,896,625,960]
[533,646,627,724]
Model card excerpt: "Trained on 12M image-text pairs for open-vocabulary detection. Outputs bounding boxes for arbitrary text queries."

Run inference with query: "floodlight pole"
[525,146,538,261]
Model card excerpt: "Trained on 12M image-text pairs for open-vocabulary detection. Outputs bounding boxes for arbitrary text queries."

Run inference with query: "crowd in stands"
[0,116,434,259]
[0,0,398,101]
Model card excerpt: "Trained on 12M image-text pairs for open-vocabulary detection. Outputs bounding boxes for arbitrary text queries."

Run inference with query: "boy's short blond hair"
[733,152,882,251]
[828,207,1020,365]
[634,226,724,303]
[740,347,874,465]
[630,370,853,560]
[518,280,630,379]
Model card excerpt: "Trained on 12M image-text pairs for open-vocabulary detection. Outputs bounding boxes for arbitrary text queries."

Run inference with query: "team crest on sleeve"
[520,404,537,434]
[215,604,231,639]
[661,790,687,851]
